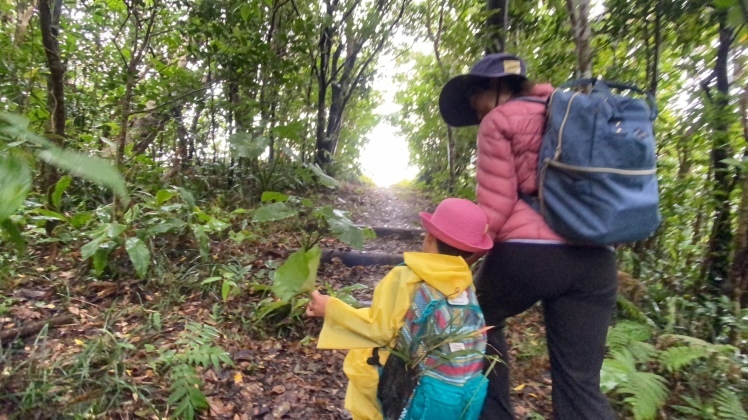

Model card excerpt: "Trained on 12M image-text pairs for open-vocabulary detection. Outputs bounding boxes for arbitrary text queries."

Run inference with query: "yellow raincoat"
[318,252,475,420]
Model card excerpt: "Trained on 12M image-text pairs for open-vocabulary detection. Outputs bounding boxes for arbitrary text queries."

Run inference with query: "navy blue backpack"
[523,78,661,245]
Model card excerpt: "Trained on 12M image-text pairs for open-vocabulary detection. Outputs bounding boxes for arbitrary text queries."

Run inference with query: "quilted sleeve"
[317,267,418,349]
[475,109,518,239]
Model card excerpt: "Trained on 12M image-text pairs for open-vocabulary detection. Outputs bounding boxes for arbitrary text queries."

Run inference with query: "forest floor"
[0,183,552,419]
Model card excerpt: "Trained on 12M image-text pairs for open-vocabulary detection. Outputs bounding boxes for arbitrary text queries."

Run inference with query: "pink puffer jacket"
[476,83,563,242]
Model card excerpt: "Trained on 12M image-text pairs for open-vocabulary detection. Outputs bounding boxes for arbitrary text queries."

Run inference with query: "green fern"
[715,389,748,420]
[606,321,657,365]
[673,395,716,419]
[158,322,233,419]
[659,334,736,354]
[602,347,668,420]
[659,345,709,372]
[658,334,737,374]
[620,371,669,420]
[607,321,653,351]
[168,364,208,420]
[616,295,655,326]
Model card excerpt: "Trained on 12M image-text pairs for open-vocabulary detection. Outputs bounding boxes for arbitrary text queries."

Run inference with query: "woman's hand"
[306,290,330,317]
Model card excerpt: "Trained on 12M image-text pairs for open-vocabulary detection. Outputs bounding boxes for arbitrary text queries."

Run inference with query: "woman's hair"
[499,75,536,98]
[436,239,474,260]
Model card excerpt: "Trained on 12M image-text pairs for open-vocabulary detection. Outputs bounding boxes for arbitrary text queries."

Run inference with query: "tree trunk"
[565,0,593,78]
[313,0,408,169]
[14,2,36,46]
[173,105,189,169]
[649,0,662,95]
[38,0,65,194]
[314,0,334,167]
[446,126,456,193]
[729,76,748,307]
[701,15,735,296]
[11,2,36,109]
[114,3,157,215]
[486,0,508,53]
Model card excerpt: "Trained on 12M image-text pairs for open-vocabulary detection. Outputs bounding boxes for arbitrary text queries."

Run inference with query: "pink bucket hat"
[420,198,494,253]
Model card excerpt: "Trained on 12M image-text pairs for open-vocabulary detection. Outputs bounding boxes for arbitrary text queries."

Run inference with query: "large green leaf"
[192,224,210,261]
[272,246,322,302]
[178,187,196,209]
[252,202,297,222]
[125,237,150,278]
[261,191,289,203]
[81,236,107,260]
[306,163,339,188]
[92,248,111,275]
[0,154,32,222]
[148,218,186,235]
[315,206,372,249]
[0,113,52,148]
[270,121,304,142]
[36,147,127,200]
[228,132,268,160]
[51,175,72,210]
[155,189,176,204]
[0,218,25,251]
[106,222,127,238]
[33,209,69,223]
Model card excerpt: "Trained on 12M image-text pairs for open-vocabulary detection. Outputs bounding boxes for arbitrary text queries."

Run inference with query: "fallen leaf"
[207,397,232,416]
[271,384,286,394]
[234,372,244,384]
[233,350,253,362]
[10,306,42,320]
[17,289,49,299]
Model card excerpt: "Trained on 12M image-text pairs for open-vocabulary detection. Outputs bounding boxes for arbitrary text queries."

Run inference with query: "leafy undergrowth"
[0,183,554,419]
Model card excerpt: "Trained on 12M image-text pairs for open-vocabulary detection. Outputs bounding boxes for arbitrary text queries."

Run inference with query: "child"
[306,198,494,420]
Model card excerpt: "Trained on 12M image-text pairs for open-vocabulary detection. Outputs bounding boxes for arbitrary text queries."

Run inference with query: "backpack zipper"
[554,92,581,161]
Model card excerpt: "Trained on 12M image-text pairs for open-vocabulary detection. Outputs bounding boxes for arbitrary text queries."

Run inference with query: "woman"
[438,53,617,420]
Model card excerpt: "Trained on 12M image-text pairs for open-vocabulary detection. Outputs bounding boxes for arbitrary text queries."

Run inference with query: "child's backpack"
[521,78,661,245]
[376,282,488,420]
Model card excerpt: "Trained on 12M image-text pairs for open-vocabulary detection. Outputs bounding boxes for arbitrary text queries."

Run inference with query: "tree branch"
[130,87,211,116]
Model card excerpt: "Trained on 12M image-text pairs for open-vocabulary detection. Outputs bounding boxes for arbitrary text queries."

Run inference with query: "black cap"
[439,53,527,127]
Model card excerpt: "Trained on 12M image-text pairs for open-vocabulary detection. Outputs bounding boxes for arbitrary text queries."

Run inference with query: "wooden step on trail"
[362,226,423,240]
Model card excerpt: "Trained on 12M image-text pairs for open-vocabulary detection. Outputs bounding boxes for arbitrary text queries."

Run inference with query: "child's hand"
[306,290,330,317]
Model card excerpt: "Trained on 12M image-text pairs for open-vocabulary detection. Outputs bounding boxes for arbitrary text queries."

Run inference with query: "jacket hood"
[403,252,473,297]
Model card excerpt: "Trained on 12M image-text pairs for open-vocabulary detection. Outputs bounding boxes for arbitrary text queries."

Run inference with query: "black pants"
[475,242,617,420]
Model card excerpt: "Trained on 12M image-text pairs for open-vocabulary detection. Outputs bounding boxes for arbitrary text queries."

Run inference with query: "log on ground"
[322,250,404,267]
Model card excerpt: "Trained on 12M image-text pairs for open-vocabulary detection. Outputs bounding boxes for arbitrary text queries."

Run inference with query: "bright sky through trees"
[360,47,423,186]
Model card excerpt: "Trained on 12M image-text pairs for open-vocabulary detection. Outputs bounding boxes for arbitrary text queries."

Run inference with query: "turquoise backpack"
[374,282,488,420]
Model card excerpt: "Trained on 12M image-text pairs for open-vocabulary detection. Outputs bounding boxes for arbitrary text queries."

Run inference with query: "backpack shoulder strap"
[509,96,548,105]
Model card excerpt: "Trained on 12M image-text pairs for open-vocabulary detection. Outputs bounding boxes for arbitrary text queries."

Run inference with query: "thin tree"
[38,0,65,194]
[486,0,508,53]
[565,0,592,78]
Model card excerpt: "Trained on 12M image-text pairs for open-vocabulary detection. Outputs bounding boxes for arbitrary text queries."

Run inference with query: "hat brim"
[438,75,484,128]
[420,212,494,253]
[438,73,529,128]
